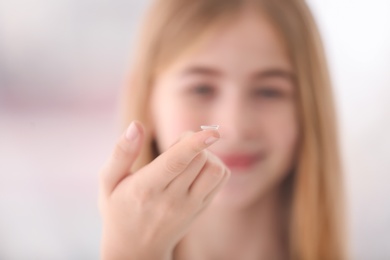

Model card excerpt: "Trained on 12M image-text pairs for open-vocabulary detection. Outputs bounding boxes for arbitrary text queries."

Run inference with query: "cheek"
[263,105,299,169]
[151,89,207,152]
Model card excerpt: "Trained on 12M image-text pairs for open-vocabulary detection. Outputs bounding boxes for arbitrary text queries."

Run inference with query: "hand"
[99,121,230,260]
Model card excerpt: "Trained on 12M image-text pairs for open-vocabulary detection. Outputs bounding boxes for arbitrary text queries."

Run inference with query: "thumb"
[100,121,144,195]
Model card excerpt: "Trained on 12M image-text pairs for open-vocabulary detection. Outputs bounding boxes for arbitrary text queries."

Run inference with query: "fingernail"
[125,122,139,141]
[204,136,219,145]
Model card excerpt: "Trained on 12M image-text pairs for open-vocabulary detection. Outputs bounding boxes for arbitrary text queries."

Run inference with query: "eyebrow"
[253,69,295,82]
[180,66,222,77]
[180,65,295,81]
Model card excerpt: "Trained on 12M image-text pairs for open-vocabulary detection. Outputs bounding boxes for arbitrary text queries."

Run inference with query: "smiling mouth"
[215,153,263,171]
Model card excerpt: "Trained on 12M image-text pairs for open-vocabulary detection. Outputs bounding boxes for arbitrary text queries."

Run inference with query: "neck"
[174,187,289,260]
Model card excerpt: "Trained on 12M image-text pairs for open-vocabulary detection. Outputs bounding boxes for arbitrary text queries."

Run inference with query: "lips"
[215,153,262,171]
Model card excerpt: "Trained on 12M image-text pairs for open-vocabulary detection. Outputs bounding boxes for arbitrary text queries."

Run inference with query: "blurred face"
[150,11,299,209]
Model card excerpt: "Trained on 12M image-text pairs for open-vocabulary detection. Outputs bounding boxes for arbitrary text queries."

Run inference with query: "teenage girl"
[99,0,346,259]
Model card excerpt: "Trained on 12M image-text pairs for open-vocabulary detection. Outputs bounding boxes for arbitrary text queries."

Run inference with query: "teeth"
[200,125,220,130]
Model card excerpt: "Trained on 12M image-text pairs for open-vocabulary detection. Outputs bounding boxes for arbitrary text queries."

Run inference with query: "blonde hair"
[121,0,347,259]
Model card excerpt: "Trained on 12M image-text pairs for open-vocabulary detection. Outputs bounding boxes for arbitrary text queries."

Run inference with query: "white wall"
[307,1,390,259]
[1,0,389,259]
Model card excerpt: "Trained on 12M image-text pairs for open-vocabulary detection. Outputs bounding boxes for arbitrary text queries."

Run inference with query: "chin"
[209,167,286,211]
[208,181,268,211]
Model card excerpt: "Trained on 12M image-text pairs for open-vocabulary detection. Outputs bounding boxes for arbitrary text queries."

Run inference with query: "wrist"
[101,230,172,260]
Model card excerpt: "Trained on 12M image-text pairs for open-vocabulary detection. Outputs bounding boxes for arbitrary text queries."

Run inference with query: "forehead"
[168,10,292,77]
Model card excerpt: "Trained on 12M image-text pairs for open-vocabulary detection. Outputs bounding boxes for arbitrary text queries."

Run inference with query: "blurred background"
[0,0,389,259]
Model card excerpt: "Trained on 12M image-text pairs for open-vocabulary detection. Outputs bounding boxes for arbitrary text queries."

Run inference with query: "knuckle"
[112,140,131,161]
[192,151,207,165]
[190,141,204,154]
[131,186,154,205]
[162,198,176,211]
[160,197,180,216]
[187,195,203,210]
[208,162,224,177]
[164,159,187,175]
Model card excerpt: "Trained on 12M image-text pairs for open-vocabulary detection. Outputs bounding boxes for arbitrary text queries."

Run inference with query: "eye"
[252,87,283,98]
[191,84,216,96]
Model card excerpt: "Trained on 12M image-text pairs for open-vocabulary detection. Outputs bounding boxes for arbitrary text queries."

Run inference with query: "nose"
[212,92,256,141]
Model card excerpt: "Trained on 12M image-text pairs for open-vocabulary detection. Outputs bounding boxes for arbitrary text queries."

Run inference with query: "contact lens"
[200,125,220,130]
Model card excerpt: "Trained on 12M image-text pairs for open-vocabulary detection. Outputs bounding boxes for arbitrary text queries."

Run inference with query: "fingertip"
[225,168,231,179]
[125,121,144,141]
[132,120,144,131]
[125,122,139,141]
[102,121,145,195]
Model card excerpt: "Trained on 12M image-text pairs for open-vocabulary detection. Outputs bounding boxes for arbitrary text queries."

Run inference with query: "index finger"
[144,129,220,189]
